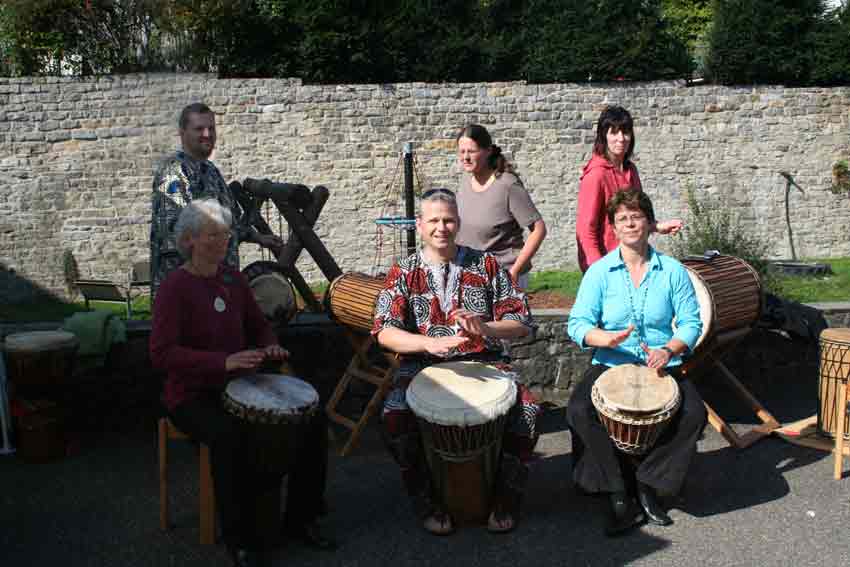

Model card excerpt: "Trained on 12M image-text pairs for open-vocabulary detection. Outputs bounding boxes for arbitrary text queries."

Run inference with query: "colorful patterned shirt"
[149,151,248,300]
[372,246,533,412]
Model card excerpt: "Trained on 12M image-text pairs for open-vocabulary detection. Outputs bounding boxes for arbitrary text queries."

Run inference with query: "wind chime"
[371,142,429,276]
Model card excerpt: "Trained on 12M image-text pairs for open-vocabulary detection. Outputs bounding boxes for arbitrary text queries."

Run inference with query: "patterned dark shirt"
[149,151,248,299]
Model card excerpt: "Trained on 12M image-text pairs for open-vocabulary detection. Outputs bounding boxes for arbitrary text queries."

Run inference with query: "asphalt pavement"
[1,370,849,567]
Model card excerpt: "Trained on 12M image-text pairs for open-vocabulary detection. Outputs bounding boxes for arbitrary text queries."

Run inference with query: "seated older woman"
[150,199,334,567]
[566,190,707,537]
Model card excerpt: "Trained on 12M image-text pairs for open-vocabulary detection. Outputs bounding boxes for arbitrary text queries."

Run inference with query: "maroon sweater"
[150,266,277,411]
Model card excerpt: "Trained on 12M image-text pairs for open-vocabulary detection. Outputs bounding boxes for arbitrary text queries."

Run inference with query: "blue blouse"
[567,246,702,368]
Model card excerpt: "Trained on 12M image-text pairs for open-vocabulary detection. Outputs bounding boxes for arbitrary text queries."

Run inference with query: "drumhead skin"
[683,266,713,350]
[225,374,318,416]
[595,364,678,413]
[4,330,79,352]
[821,328,850,345]
[407,361,517,427]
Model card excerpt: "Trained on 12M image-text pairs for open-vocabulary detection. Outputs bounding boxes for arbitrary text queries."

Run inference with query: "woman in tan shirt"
[455,124,547,289]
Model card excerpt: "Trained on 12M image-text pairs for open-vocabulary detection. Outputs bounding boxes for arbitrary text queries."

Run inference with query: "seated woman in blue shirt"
[566,189,707,537]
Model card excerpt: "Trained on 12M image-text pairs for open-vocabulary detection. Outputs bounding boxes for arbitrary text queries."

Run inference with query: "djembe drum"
[817,328,850,439]
[326,272,385,332]
[3,330,80,388]
[591,364,681,455]
[243,261,297,326]
[407,361,517,524]
[222,373,319,475]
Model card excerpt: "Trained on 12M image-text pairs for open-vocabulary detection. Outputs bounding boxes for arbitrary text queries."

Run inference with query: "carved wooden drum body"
[326,272,385,332]
[3,330,79,388]
[817,328,850,439]
[681,254,762,353]
[222,373,319,475]
[591,364,681,455]
[407,361,517,523]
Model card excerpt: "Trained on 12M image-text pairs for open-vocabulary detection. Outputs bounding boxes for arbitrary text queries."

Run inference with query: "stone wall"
[1,74,849,300]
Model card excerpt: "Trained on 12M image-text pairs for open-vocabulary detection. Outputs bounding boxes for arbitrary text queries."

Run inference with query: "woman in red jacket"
[575,106,682,272]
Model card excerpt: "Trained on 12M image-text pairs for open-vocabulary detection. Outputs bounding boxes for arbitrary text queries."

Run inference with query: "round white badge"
[214,296,226,313]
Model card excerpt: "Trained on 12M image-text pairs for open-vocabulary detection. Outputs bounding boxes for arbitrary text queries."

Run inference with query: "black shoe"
[228,547,263,567]
[605,491,645,537]
[288,521,338,551]
[637,482,673,526]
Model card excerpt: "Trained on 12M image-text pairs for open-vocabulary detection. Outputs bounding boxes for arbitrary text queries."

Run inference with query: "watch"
[660,346,675,356]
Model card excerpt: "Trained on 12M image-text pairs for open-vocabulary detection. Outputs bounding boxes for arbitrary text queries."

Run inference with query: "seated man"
[371,188,540,535]
[566,190,707,536]
[150,199,334,567]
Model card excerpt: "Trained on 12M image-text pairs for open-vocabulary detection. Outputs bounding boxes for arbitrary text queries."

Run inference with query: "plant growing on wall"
[672,183,776,290]
[831,160,850,196]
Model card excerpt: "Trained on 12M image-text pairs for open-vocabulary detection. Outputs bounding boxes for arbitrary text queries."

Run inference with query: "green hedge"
[2,0,848,86]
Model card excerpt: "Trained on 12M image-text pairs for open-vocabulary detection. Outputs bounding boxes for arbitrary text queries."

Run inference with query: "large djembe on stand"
[323,273,399,456]
[677,253,780,449]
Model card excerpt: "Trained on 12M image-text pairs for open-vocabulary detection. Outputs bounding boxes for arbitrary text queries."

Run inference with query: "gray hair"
[418,187,457,216]
[174,199,232,259]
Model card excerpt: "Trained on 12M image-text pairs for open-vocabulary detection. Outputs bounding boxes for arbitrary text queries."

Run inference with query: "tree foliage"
[705,0,825,85]
[1,0,848,85]
[523,0,691,82]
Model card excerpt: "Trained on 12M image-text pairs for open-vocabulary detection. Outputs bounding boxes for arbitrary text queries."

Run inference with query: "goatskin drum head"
[4,330,79,352]
[225,374,318,417]
[406,361,517,427]
[595,364,678,414]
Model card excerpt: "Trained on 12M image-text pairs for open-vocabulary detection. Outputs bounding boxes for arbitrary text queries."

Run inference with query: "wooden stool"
[158,417,216,544]
[326,330,398,456]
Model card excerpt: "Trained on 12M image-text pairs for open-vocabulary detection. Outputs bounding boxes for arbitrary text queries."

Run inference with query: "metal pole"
[403,142,416,255]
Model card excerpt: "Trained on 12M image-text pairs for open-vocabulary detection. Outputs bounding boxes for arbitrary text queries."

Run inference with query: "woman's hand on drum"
[263,344,290,361]
[641,343,672,369]
[451,309,489,337]
[596,324,635,348]
[424,336,469,357]
[225,349,266,371]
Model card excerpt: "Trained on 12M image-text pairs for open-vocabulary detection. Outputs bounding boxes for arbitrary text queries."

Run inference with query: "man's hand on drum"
[450,309,490,337]
[424,336,468,358]
[225,349,267,371]
[641,343,672,370]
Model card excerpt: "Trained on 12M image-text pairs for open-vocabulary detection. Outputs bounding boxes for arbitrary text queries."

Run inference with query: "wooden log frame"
[680,327,780,449]
[236,179,340,311]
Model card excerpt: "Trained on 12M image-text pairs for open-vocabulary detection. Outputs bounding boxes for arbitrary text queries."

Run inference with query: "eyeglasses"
[202,230,232,241]
[421,188,456,200]
[613,213,646,224]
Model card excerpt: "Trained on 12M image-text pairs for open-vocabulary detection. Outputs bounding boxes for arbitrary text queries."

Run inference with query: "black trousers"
[170,392,328,549]
[566,364,707,496]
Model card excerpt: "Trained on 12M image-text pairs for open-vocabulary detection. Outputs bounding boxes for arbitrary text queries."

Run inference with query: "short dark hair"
[606,189,655,225]
[179,103,214,130]
[592,105,636,163]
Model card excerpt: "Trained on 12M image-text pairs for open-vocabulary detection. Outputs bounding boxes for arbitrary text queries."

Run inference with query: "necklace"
[621,264,652,359]
[187,265,230,313]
